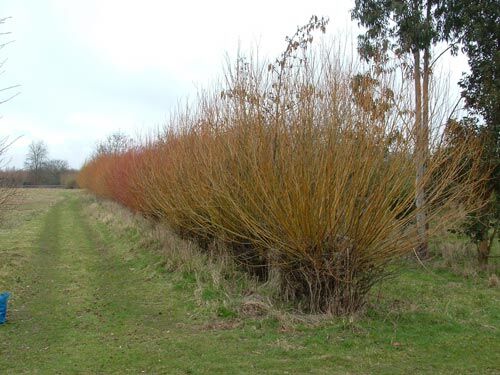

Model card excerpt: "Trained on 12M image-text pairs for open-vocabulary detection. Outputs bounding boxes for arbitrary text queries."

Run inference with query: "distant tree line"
[0,140,78,188]
[0,133,133,189]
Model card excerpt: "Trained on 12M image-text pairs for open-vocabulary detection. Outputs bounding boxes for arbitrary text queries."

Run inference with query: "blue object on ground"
[0,292,10,324]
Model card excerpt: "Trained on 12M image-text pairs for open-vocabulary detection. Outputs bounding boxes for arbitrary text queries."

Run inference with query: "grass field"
[0,189,499,374]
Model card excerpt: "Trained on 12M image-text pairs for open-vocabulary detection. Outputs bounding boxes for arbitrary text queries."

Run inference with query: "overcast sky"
[1,0,468,169]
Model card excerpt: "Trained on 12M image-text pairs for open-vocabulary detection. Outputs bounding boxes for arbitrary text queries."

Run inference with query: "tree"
[440,0,499,266]
[94,132,133,157]
[0,137,18,214]
[24,141,48,185]
[0,16,20,106]
[449,118,498,267]
[440,0,499,128]
[352,0,446,259]
[44,159,69,185]
[0,16,20,217]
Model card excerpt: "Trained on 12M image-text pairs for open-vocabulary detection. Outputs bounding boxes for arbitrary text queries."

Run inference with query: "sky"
[0,0,469,169]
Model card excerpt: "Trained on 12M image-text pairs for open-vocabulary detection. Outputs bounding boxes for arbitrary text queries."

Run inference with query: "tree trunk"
[422,46,431,257]
[478,227,497,268]
[477,239,489,269]
[414,47,428,259]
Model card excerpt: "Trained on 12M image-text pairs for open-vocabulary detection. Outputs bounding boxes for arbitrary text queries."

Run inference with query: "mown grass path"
[0,191,499,374]
[0,193,200,373]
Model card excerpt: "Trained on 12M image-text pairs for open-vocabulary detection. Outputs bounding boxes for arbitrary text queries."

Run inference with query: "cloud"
[51,0,354,75]
[66,112,138,135]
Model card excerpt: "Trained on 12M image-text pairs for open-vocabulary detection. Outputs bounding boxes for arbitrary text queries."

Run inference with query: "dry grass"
[488,273,499,287]
[0,188,69,229]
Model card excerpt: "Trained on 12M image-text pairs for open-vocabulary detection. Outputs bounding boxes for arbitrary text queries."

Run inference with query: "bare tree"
[0,136,18,216]
[44,159,69,185]
[24,141,48,185]
[0,16,20,220]
[0,16,20,105]
[94,132,133,156]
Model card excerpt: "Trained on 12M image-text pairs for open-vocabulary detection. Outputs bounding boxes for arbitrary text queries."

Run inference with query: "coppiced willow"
[78,39,484,314]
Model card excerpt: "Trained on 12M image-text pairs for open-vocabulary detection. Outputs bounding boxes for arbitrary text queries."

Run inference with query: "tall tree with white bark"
[351,0,446,259]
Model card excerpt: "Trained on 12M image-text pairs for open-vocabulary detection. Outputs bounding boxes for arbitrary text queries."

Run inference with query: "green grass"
[0,190,499,374]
